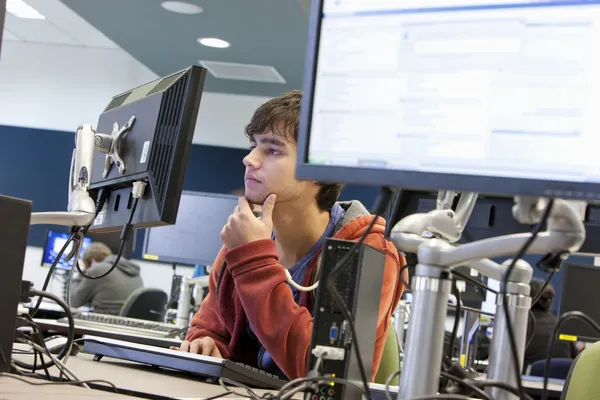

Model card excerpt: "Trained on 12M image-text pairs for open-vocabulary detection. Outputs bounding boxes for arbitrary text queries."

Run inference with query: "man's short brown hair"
[82,242,112,267]
[244,90,343,211]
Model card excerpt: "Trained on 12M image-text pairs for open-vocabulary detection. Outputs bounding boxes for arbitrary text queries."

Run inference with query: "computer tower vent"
[321,244,360,312]
[148,70,186,96]
[148,73,189,212]
[104,91,132,112]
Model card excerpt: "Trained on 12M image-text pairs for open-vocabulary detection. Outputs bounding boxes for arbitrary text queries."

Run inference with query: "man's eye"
[267,148,280,155]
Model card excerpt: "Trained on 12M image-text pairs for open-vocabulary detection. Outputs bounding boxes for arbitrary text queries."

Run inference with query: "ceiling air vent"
[199,60,286,84]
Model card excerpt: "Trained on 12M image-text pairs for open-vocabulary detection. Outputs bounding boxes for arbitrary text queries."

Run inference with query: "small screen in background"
[41,229,92,270]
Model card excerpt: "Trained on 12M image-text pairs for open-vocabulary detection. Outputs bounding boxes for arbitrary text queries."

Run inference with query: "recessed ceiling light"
[198,37,230,49]
[6,0,45,19]
[161,1,203,15]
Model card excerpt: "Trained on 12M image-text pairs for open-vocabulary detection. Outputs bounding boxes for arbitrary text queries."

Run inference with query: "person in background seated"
[70,242,143,315]
[524,278,578,369]
[175,90,408,381]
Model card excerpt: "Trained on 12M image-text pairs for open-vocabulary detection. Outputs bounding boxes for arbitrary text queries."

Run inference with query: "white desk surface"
[0,373,136,399]
[12,346,294,399]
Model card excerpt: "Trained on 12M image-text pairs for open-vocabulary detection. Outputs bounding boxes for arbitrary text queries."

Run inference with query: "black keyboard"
[59,313,185,338]
[81,335,287,390]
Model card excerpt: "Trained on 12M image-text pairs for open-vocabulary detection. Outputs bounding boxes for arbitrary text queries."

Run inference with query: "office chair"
[562,342,600,400]
[529,358,573,380]
[119,288,168,322]
[374,321,400,385]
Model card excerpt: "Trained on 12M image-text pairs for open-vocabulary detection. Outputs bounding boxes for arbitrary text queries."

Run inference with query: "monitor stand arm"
[29,125,97,227]
[391,196,585,400]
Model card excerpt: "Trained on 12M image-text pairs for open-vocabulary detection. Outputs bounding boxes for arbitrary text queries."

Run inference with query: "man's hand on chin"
[220,194,276,249]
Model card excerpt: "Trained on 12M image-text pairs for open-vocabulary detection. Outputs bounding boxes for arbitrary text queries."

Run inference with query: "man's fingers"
[260,194,277,225]
[178,341,190,352]
[201,337,217,356]
[211,344,223,359]
[190,339,203,354]
[238,197,253,214]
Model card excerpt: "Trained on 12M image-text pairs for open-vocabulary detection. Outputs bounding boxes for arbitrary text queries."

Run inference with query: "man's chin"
[244,191,266,206]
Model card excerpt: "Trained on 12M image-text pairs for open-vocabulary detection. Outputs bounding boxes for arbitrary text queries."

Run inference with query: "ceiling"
[2,0,118,48]
[58,0,312,98]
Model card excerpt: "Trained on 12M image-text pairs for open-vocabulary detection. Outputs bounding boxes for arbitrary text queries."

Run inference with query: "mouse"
[44,335,80,356]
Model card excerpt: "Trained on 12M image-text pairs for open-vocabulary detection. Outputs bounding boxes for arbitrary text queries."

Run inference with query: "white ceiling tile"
[28,0,118,48]
[2,29,22,42]
[5,13,81,45]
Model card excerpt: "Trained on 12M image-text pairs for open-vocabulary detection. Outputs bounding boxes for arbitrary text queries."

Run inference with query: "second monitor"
[143,192,239,266]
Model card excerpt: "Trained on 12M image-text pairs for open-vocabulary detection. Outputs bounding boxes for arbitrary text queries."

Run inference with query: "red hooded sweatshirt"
[186,201,408,381]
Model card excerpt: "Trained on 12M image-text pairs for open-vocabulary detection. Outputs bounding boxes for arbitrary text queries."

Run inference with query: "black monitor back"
[89,66,207,233]
[143,192,239,266]
[558,263,600,342]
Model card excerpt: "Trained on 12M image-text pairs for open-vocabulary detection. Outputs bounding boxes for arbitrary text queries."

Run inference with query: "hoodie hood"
[103,254,141,277]
[332,200,387,240]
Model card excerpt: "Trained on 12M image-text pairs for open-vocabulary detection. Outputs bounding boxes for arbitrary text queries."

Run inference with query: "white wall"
[22,246,194,299]
[0,41,271,150]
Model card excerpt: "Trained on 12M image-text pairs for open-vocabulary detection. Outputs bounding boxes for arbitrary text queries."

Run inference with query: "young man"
[71,242,143,315]
[177,90,408,381]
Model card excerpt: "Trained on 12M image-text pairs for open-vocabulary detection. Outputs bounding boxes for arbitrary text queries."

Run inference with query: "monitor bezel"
[295,0,600,202]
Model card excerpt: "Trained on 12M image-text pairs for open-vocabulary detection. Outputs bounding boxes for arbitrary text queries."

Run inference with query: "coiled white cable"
[284,269,319,292]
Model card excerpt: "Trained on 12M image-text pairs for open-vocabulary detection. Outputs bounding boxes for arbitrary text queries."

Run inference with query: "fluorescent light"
[198,37,230,49]
[161,1,203,15]
[6,0,45,19]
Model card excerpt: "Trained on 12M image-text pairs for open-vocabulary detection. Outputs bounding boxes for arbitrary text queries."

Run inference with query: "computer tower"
[0,195,32,372]
[306,238,386,400]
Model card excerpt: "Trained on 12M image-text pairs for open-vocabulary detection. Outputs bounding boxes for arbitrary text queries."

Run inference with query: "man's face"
[243,129,318,207]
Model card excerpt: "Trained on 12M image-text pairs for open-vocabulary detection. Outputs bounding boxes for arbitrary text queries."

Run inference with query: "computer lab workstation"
[4,0,600,399]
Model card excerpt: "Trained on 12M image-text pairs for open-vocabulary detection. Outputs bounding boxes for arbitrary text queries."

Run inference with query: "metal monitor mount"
[94,116,136,178]
[29,118,135,228]
[391,193,585,400]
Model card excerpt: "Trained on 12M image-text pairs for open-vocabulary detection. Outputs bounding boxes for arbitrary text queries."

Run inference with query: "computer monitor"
[0,0,5,58]
[89,65,207,233]
[142,192,239,266]
[558,263,600,343]
[297,1,600,202]
[87,230,135,259]
[41,229,136,270]
[41,229,93,270]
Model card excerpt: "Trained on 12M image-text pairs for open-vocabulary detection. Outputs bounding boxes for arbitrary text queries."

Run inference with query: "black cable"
[525,309,536,352]
[399,263,412,292]
[451,269,498,295]
[530,269,556,307]
[472,380,535,400]
[277,376,369,399]
[31,189,110,315]
[30,289,74,363]
[383,187,402,238]
[75,197,138,280]
[12,334,54,380]
[501,198,554,400]
[448,279,461,361]
[30,231,77,317]
[439,371,492,400]
[541,311,600,400]
[325,186,394,400]
[0,372,119,393]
